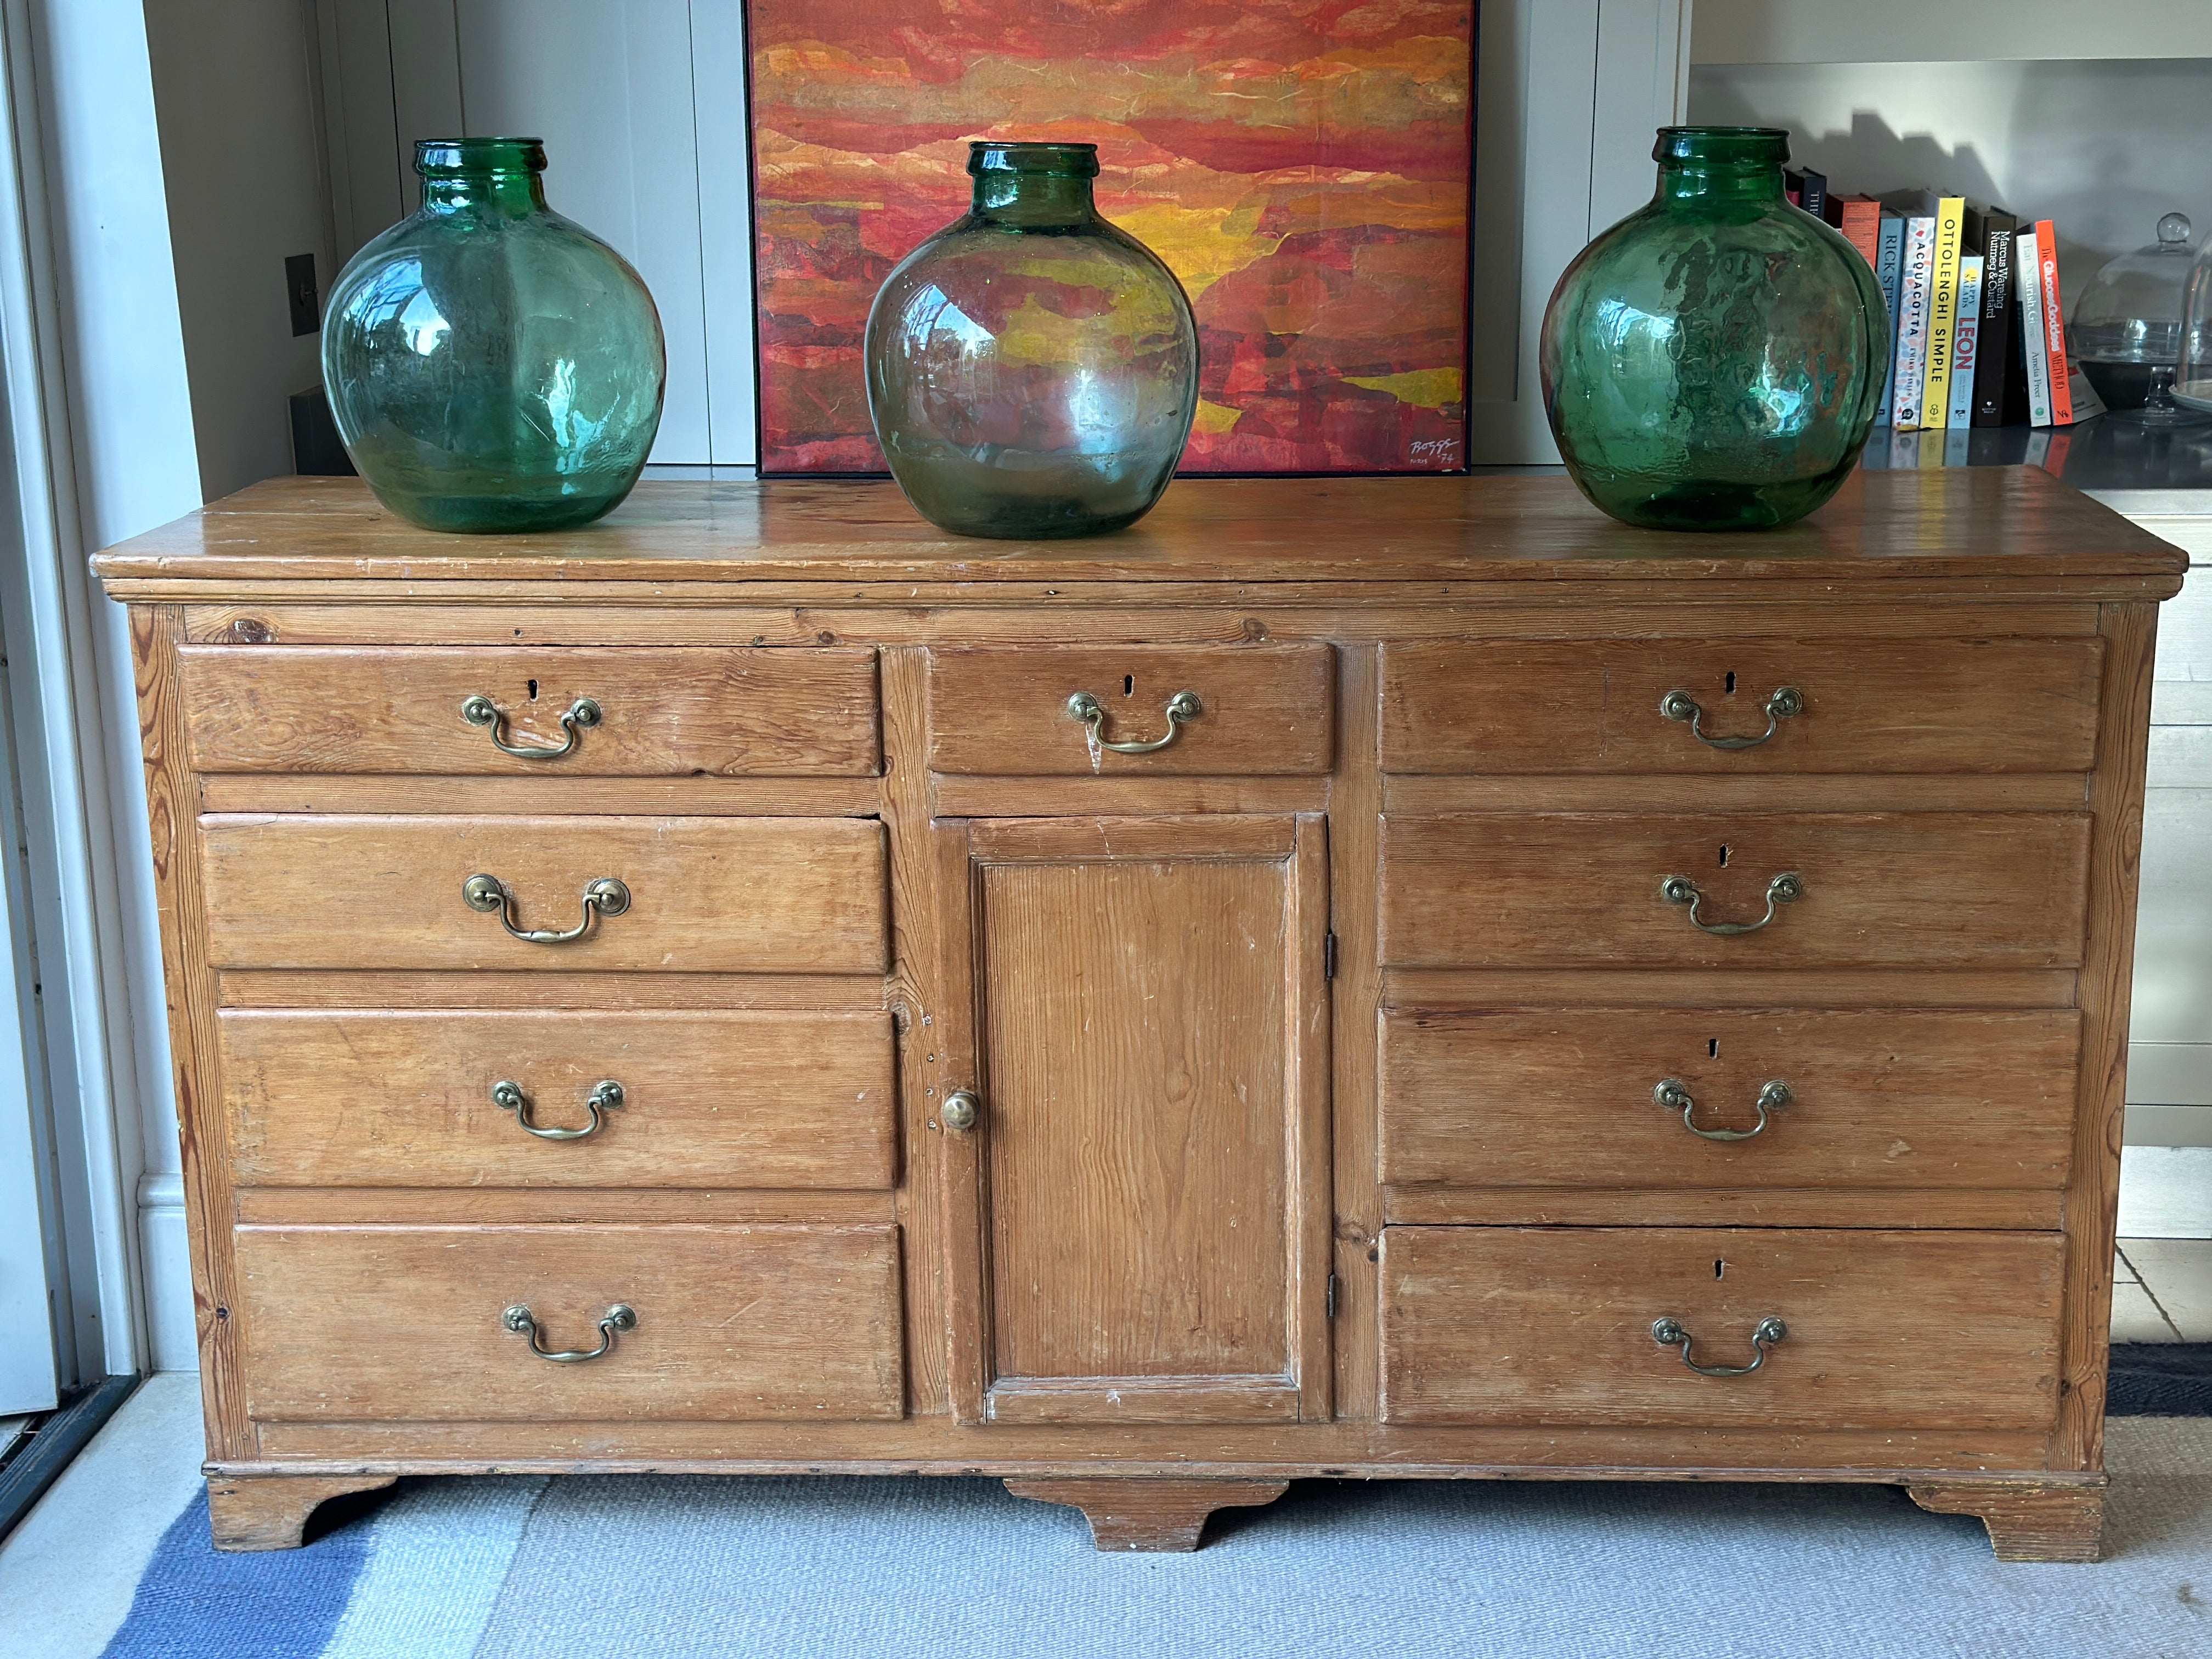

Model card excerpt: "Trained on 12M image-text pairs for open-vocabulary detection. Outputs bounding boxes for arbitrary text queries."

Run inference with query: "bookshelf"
[1686,16,2212,1152]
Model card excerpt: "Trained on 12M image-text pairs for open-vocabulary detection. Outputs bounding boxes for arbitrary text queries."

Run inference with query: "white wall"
[1688,59,2212,309]
[330,0,1685,470]
[1692,1,2212,65]
[143,0,335,500]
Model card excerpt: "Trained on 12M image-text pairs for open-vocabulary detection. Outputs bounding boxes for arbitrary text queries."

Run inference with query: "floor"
[2114,1146,2212,1341]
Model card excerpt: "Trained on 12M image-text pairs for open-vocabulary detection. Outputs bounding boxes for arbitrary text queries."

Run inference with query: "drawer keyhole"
[527,679,539,701]
[1708,1037,1720,1059]
[1715,1259,1726,1280]
[1718,844,1730,867]
[1123,674,1135,697]
[1724,670,1737,695]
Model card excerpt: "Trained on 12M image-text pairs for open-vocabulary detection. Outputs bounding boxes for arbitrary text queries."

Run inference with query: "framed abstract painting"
[744,2,1474,475]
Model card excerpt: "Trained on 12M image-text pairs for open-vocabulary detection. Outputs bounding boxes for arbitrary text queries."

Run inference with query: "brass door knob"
[941,1090,980,1131]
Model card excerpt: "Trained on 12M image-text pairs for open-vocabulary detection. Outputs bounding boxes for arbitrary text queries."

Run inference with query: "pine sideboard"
[93,467,2187,1559]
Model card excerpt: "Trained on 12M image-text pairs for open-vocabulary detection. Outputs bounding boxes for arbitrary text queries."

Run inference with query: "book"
[1795,167,1827,222]
[1874,211,1905,426]
[1946,254,1984,429]
[2035,219,2073,426]
[1920,196,1967,430]
[1970,208,2019,426]
[2018,226,2053,425]
[1881,193,1938,428]
[1832,193,1882,268]
[1785,172,1803,209]
[2063,360,2108,423]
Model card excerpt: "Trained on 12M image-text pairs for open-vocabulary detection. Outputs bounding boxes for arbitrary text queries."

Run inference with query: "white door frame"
[0,0,210,1389]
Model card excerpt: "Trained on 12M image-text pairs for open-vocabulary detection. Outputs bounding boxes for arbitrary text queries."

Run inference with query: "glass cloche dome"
[2073,211,2208,425]
[2180,218,2212,419]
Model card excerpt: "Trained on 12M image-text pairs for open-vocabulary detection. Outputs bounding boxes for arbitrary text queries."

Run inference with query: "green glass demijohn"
[1540,127,1889,532]
[865,141,1199,539]
[322,138,666,534]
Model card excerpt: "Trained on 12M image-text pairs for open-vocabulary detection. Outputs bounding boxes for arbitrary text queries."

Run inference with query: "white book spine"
[1946,255,1984,430]
[1890,216,1937,427]
[2018,229,2053,426]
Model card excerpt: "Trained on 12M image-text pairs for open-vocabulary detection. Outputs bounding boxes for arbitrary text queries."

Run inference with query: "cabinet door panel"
[935,816,1331,1425]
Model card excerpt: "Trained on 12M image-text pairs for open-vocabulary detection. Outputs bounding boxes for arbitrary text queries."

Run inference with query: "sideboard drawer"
[927,644,1334,774]
[180,646,882,776]
[1379,811,2090,969]
[1379,1009,2080,1191]
[200,815,888,973]
[222,1009,897,1189]
[236,1223,905,1421]
[1379,637,2103,774]
[1379,1225,2062,1430]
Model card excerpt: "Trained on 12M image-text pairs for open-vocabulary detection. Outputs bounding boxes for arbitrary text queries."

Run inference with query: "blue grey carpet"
[95,1418,2212,1658]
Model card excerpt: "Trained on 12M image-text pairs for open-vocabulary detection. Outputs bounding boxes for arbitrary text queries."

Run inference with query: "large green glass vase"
[1540,128,1888,532]
[323,138,665,534]
[865,142,1199,539]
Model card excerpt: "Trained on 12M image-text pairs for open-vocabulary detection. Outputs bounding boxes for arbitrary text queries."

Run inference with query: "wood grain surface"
[1379,1008,2081,1192]
[977,832,1300,1407]
[927,644,1333,775]
[1379,637,2103,775]
[220,1009,897,1189]
[91,468,2189,1558]
[180,645,880,775]
[198,814,888,973]
[1379,1226,2064,1430]
[235,1223,905,1422]
[91,470,2190,590]
[1379,811,2091,969]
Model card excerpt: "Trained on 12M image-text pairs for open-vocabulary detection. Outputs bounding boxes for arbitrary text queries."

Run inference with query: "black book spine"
[1797,168,1827,222]
[1972,211,2019,426]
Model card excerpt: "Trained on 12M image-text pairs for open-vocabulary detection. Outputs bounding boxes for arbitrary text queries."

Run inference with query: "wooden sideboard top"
[92,466,2188,594]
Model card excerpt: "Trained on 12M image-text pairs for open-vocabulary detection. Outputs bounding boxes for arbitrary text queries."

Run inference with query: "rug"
[2111,1345,2212,1415]
[86,1418,2212,1659]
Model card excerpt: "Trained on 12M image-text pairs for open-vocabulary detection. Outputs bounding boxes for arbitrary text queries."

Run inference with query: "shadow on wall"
[1688,58,2212,301]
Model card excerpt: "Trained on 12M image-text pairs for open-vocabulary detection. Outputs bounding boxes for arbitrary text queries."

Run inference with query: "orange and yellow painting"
[746,1,1473,474]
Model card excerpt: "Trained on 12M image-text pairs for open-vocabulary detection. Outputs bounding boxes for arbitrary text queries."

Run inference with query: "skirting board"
[136,1172,197,1372]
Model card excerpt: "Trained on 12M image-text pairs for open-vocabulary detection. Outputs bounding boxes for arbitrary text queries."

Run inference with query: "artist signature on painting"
[1408,438,1462,464]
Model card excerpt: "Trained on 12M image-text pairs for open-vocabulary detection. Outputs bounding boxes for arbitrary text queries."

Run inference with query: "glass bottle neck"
[1655,161,1788,206]
[972,172,1096,228]
[419,171,549,217]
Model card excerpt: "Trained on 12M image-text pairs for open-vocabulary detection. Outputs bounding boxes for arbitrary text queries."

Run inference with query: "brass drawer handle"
[492,1078,624,1140]
[462,873,630,944]
[1065,689,1201,754]
[502,1302,635,1363]
[1661,872,1801,936]
[1654,1078,1792,1142]
[461,693,601,760]
[1652,1315,1787,1377]
[1658,686,1803,751]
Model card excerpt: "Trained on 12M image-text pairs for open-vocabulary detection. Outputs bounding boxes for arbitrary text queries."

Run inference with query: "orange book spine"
[2035,219,2073,425]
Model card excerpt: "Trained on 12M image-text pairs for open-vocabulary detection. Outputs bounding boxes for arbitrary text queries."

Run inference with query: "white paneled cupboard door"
[324,0,755,465]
